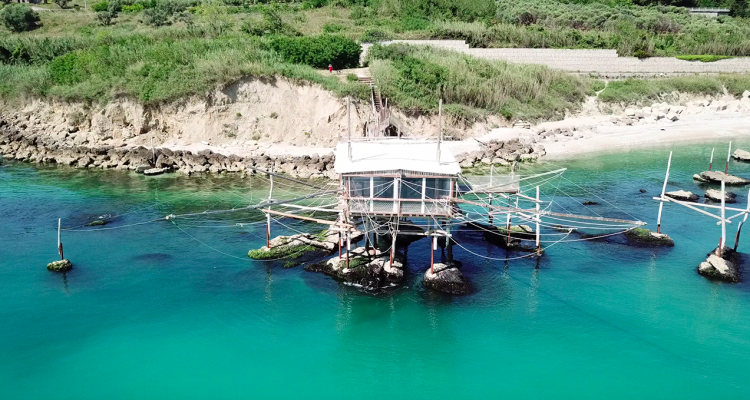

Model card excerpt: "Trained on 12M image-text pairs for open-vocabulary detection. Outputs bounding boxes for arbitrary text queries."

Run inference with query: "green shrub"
[96,11,114,26]
[0,4,40,33]
[240,5,298,36]
[270,34,361,69]
[92,1,109,12]
[122,4,145,13]
[54,0,71,9]
[142,0,189,27]
[361,29,390,43]
[323,23,343,33]
[676,55,734,62]
[301,0,327,9]
[346,73,358,82]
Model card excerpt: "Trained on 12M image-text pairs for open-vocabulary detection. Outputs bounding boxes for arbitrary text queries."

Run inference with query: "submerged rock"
[87,219,108,226]
[423,262,471,295]
[623,228,674,247]
[305,247,405,290]
[582,201,599,206]
[665,190,699,202]
[47,259,72,272]
[705,189,737,203]
[698,247,740,283]
[732,149,750,162]
[143,167,170,176]
[694,171,750,186]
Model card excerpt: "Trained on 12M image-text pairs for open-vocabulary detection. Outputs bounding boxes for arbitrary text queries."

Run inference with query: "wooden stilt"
[734,188,750,251]
[488,194,493,225]
[720,179,727,255]
[725,141,732,174]
[656,151,673,234]
[506,196,512,243]
[709,147,715,171]
[535,186,541,255]
[57,218,64,260]
[338,232,342,259]
[346,232,350,269]
[430,236,435,274]
[390,225,397,266]
[266,213,270,248]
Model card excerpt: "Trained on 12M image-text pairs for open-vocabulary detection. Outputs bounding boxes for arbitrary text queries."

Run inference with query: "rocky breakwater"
[47,259,72,272]
[0,120,337,179]
[305,248,406,291]
[455,139,545,168]
[698,247,741,283]
[248,229,362,268]
[423,261,471,295]
[693,171,750,186]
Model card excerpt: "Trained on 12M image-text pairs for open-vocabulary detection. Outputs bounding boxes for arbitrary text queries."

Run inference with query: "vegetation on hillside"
[367,43,596,120]
[1,0,750,121]
[598,74,750,103]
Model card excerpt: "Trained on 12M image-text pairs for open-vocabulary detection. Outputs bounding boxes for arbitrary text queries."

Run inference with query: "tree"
[731,0,749,18]
[0,4,41,33]
[53,0,70,9]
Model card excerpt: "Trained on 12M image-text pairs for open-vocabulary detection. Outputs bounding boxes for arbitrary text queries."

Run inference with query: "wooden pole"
[734,187,750,251]
[535,186,541,254]
[437,99,442,162]
[390,226,397,266]
[338,232,342,259]
[57,218,63,260]
[709,147,715,171]
[346,232,351,269]
[725,141,732,174]
[430,236,435,274]
[720,179,727,255]
[656,151,673,234]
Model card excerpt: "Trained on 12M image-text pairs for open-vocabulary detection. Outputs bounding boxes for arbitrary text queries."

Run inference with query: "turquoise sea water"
[3,141,750,399]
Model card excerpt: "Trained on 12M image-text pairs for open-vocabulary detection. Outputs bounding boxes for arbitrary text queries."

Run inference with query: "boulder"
[732,149,750,162]
[423,262,471,295]
[705,189,737,203]
[47,259,72,272]
[623,228,674,247]
[143,167,170,176]
[698,247,740,283]
[665,190,699,202]
[697,171,750,185]
[743,90,750,99]
[305,248,405,290]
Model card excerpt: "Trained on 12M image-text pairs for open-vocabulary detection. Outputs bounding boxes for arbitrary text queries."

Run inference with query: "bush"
[0,4,40,33]
[270,34,361,69]
[92,1,109,12]
[122,4,145,13]
[361,29,391,43]
[54,0,71,9]
[323,23,343,33]
[301,0,327,9]
[142,0,189,27]
[676,55,733,62]
[96,11,114,25]
[240,5,298,36]
[346,73,358,82]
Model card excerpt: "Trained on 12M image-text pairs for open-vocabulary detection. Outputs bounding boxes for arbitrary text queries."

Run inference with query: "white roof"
[334,140,460,175]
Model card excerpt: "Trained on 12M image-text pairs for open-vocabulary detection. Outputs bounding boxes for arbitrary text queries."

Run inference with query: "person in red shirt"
[328,64,333,73]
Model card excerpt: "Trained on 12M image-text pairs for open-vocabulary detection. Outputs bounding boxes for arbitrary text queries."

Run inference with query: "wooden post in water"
[57,218,64,260]
[656,151,673,234]
[734,187,750,251]
[338,232,342,259]
[535,186,541,255]
[709,147,715,171]
[725,141,732,174]
[488,194,494,224]
[346,231,351,269]
[720,179,727,256]
[266,169,274,248]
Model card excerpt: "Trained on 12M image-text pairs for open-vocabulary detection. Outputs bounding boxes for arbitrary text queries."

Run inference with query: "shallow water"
[3,141,750,399]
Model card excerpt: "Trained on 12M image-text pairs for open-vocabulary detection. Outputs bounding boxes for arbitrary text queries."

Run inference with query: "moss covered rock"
[47,259,72,272]
[624,228,674,247]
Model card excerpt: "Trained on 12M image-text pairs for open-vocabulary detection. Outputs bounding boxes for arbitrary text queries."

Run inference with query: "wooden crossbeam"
[262,209,353,229]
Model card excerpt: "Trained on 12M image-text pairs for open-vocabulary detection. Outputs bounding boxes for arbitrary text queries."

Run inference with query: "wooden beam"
[262,209,354,228]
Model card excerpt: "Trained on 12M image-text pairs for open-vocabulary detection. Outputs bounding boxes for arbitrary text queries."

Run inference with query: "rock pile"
[454,139,545,168]
[665,190,699,202]
[705,189,737,203]
[423,262,471,295]
[623,228,674,247]
[305,247,406,290]
[732,149,750,162]
[698,247,740,283]
[693,171,750,185]
[0,124,337,179]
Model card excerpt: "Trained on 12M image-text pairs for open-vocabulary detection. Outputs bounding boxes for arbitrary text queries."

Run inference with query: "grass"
[597,74,750,104]
[676,55,734,62]
[368,43,596,121]
[248,243,318,260]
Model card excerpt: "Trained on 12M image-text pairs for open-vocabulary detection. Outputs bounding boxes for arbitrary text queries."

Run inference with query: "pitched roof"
[334,140,460,175]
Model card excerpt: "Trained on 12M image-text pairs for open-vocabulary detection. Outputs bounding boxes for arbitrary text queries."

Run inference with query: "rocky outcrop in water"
[705,189,737,203]
[305,247,405,290]
[693,171,750,185]
[732,149,750,162]
[423,261,471,295]
[247,229,363,268]
[665,190,699,202]
[623,228,675,247]
[47,259,72,272]
[698,247,740,283]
